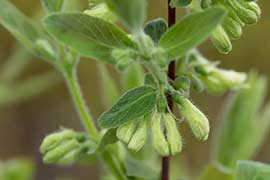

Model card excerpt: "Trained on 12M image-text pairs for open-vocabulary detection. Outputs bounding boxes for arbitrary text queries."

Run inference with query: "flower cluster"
[201,0,261,54]
[40,129,95,165]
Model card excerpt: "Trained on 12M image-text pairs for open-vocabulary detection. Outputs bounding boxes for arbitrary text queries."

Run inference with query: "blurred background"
[0,0,269,179]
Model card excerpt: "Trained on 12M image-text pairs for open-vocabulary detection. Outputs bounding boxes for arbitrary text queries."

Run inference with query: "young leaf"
[105,0,146,33]
[122,64,144,91]
[214,74,268,169]
[98,86,158,128]
[42,0,64,13]
[0,0,54,61]
[43,13,136,64]
[144,18,168,45]
[159,7,226,61]
[236,161,270,180]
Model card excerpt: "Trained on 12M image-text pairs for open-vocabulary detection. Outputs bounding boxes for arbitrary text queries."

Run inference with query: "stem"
[64,68,127,180]
[65,68,99,142]
[162,1,176,180]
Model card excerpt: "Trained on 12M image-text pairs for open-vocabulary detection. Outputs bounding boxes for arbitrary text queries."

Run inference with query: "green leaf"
[122,64,144,91]
[105,0,146,33]
[0,0,54,61]
[125,157,159,180]
[43,13,136,64]
[98,64,120,108]
[98,86,158,128]
[214,73,269,169]
[236,161,270,180]
[199,164,234,180]
[144,18,168,45]
[170,0,192,7]
[42,0,64,13]
[159,7,226,60]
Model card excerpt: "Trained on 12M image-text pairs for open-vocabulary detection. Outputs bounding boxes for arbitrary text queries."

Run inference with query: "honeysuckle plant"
[0,0,267,179]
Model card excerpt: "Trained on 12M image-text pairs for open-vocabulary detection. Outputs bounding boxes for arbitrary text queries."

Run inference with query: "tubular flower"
[201,0,261,54]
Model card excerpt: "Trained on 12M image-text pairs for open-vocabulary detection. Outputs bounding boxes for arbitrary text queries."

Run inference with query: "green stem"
[65,69,99,142]
[64,68,127,180]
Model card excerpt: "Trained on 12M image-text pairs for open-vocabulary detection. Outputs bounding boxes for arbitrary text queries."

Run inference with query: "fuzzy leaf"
[214,74,269,169]
[0,0,54,61]
[159,7,226,60]
[43,13,136,63]
[236,161,270,180]
[98,86,157,128]
[105,0,146,33]
[42,0,64,12]
[144,18,168,45]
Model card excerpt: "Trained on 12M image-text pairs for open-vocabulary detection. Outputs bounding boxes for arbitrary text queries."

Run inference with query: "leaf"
[0,0,54,61]
[144,18,168,45]
[98,86,158,128]
[159,7,226,60]
[125,157,159,180]
[122,64,144,91]
[105,0,146,33]
[170,0,192,7]
[199,164,234,180]
[43,13,136,64]
[98,64,120,108]
[42,0,64,13]
[236,161,270,180]
[214,73,269,169]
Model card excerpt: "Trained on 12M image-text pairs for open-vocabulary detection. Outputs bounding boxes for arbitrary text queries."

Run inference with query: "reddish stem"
[161,1,176,180]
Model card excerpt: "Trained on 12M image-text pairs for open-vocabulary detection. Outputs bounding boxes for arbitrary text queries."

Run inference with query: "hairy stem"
[64,68,127,180]
[65,69,99,142]
[162,1,176,180]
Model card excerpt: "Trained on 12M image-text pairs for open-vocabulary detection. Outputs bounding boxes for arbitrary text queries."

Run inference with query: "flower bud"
[199,75,227,95]
[222,17,242,40]
[173,76,191,91]
[177,98,210,141]
[116,122,137,144]
[211,69,247,89]
[151,113,170,156]
[228,0,259,24]
[42,139,80,164]
[40,129,92,165]
[211,26,232,54]
[239,1,261,18]
[128,120,148,151]
[40,129,77,154]
[163,114,182,155]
